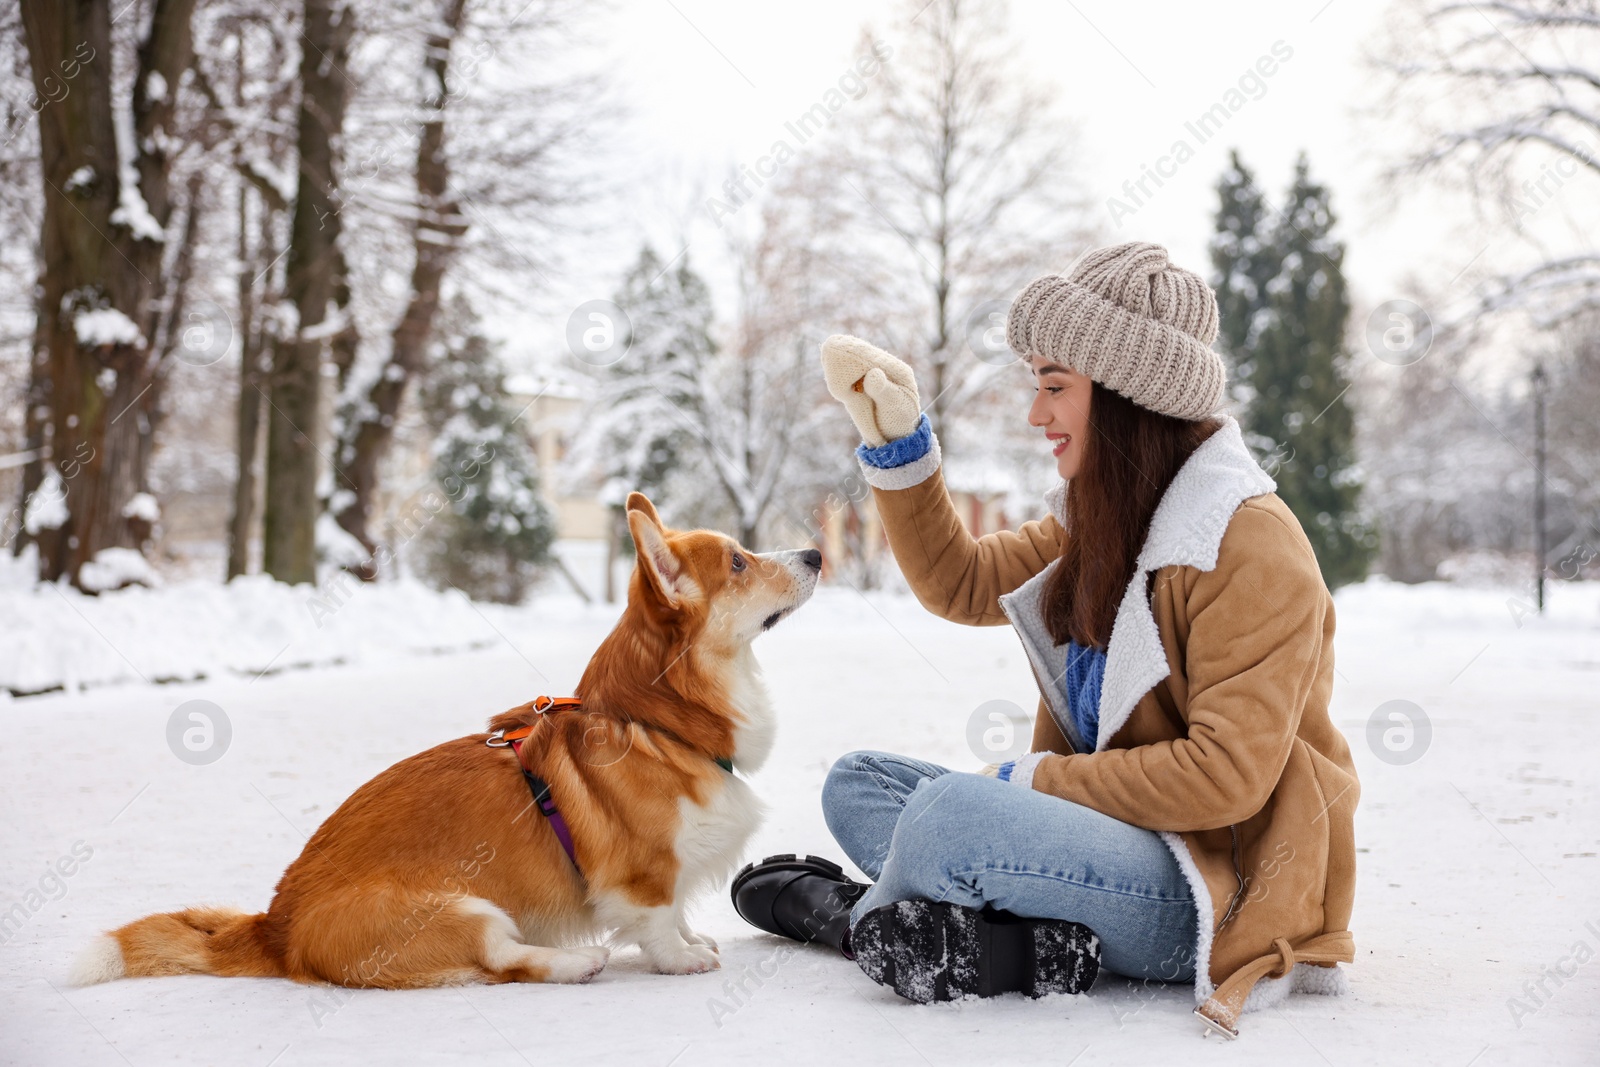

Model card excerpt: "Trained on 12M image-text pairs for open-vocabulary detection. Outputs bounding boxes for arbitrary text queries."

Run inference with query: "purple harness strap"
[506,737,583,877]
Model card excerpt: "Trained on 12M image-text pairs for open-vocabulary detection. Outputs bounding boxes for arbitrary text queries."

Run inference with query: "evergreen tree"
[1209,150,1277,408]
[418,306,556,604]
[1242,153,1377,588]
[567,245,717,521]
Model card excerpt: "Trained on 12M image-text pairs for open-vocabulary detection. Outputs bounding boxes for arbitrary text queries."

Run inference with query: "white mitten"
[819,335,922,448]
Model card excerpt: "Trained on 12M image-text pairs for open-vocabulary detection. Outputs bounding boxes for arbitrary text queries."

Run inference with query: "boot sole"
[852,900,1100,1002]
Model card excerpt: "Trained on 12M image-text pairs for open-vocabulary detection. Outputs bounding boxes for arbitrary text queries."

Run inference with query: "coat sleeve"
[1026,503,1330,831]
[869,466,1064,627]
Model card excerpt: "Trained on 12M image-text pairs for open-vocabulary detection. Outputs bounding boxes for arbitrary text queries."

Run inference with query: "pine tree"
[1243,153,1376,588]
[418,308,556,604]
[1209,150,1277,410]
[566,245,716,516]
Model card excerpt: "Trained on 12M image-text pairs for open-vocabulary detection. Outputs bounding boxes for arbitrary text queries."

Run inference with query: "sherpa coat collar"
[996,416,1276,753]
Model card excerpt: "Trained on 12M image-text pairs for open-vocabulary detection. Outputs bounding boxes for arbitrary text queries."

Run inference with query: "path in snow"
[1,580,1597,1065]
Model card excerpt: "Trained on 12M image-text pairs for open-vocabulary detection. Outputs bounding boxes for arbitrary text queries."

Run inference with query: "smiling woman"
[1027,357,1093,478]
[731,241,1359,1039]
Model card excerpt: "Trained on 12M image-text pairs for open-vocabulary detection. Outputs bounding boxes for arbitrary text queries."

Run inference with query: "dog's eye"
[731,553,746,572]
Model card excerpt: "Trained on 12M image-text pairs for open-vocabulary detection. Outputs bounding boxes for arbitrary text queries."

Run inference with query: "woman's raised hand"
[819,335,923,448]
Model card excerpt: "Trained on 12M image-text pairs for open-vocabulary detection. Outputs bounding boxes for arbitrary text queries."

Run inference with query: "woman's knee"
[820,750,888,828]
[822,749,879,801]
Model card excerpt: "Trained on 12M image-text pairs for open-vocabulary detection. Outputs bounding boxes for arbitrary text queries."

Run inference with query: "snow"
[298,309,349,342]
[109,181,166,244]
[77,547,159,593]
[63,166,94,193]
[22,470,67,534]
[0,574,510,697]
[314,512,370,570]
[120,493,160,523]
[0,577,1596,1064]
[244,157,296,206]
[108,100,166,244]
[72,308,145,349]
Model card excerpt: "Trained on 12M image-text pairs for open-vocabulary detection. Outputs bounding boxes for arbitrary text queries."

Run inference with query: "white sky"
[503,0,1592,369]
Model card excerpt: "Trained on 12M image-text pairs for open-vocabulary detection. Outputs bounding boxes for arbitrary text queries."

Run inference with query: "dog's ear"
[625,492,662,528]
[627,507,687,609]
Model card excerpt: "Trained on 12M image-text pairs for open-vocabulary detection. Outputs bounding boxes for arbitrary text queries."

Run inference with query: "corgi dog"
[72,492,820,989]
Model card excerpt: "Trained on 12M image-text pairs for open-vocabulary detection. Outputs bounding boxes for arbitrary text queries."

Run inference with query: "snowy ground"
[2,577,1597,1066]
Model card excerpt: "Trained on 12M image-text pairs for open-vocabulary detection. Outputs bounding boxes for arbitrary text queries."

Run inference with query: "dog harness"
[487,696,586,874]
[486,695,736,877]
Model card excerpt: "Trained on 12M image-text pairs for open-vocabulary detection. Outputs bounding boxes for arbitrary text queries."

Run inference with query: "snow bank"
[0,573,535,697]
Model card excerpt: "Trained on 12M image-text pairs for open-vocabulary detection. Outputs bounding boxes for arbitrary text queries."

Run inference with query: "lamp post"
[1531,362,1548,614]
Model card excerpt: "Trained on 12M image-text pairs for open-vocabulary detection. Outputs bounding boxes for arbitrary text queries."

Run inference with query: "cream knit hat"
[1005,241,1226,421]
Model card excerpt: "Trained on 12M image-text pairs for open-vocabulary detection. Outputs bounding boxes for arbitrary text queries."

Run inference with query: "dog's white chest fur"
[726,646,777,774]
[671,648,774,897]
[673,774,763,900]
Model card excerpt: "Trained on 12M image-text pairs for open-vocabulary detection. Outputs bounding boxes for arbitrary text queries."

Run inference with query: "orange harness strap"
[497,695,584,743]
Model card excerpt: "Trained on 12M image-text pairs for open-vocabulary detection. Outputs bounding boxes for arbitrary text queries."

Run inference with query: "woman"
[731,242,1359,1037]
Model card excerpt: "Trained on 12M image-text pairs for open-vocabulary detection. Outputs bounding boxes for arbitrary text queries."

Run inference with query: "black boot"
[730,854,869,952]
[850,900,1101,1002]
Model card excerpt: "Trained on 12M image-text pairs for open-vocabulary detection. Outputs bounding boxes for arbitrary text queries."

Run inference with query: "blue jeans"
[821,750,1199,982]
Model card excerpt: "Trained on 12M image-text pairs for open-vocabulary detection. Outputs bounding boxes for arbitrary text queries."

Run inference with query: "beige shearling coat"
[857,416,1358,1037]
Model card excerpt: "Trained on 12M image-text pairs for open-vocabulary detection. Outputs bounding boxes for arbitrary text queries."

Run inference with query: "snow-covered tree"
[562,244,714,526]
[1361,306,1600,581]
[417,309,555,604]
[324,0,598,578]
[1371,0,1600,327]
[805,0,1098,457]
[1210,150,1278,410]
[17,0,207,588]
[568,205,849,551]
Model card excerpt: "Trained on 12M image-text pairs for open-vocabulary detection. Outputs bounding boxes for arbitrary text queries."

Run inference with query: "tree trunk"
[228,177,269,579]
[218,26,287,581]
[333,0,469,573]
[228,348,265,578]
[14,291,50,560]
[262,0,355,584]
[20,0,198,588]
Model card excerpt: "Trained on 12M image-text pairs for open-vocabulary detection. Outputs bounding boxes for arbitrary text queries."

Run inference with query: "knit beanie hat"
[1005,241,1226,421]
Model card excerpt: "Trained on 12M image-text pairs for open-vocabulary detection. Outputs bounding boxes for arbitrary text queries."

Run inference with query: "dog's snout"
[800,549,822,572]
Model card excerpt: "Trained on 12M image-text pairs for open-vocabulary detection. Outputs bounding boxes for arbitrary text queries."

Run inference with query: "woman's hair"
[1043,384,1222,648]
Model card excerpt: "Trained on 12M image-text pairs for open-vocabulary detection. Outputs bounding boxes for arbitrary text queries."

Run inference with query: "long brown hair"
[1044,385,1222,648]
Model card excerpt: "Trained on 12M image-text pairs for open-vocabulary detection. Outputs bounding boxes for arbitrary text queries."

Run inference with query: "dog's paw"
[682,929,719,953]
[546,946,610,984]
[649,942,720,975]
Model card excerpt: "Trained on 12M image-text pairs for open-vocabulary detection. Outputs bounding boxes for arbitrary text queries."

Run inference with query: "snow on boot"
[850,900,1100,1003]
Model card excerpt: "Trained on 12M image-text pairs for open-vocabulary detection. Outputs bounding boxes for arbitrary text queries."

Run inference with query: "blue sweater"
[1062,640,1107,753]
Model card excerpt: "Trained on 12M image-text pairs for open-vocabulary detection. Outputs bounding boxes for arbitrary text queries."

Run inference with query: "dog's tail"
[71,907,284,985]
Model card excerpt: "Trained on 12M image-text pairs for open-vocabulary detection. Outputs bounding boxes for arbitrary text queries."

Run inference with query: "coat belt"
[1194,931,1355,1039]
